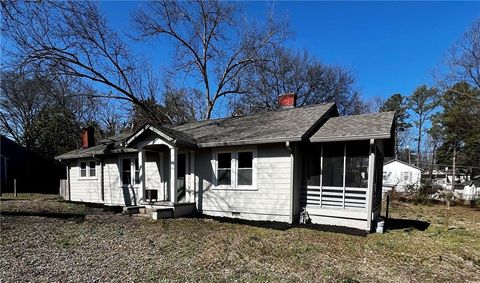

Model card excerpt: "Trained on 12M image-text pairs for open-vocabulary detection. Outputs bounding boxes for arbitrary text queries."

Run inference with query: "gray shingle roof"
[169,103,336,147]
[55,131,135,160]
[309,111,395,142]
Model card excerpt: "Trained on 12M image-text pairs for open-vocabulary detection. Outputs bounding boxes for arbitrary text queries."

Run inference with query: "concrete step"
[152,207,174,220]
[123,205,144,214]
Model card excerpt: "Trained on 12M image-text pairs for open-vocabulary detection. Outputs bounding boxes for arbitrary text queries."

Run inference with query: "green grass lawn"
[1,196,479,282]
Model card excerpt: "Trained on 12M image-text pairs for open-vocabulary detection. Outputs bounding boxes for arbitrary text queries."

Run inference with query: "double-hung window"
[237,152,253,186]
[217,153,232,186]
[214,149,256,189]
[121,157,140,186]
[79,160,96,178]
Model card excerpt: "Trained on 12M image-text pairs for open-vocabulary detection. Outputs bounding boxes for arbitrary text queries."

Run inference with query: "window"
[345,145,369,188]
[403,171,411,182]
[238,152,253,186]
[122,158,131,185]
[214,149,256,189]
[134,158,140,185]
[80,162,87,177]
[89,161,96,177]
[322,144,344,187]
[217,153,231,185]
[121,157,140,186]
[79,160,96,178]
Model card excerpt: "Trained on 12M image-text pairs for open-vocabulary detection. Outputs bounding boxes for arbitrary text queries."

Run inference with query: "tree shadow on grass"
[1,211,85,221]
[192,214,367,236]
[386,218,430,231]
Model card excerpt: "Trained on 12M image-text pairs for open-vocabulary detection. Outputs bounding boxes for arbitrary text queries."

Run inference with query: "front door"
[176,153,187,203]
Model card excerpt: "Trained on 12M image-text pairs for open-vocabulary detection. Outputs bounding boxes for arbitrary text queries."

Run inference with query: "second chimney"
[278,93,296,109]
[81,126,95,149]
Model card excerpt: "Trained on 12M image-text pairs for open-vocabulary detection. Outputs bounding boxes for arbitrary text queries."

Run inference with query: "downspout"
[286,141,294,224]
[65,161,71,201]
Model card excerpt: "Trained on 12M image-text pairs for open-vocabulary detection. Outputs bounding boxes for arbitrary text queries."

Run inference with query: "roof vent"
[278,93,296,109]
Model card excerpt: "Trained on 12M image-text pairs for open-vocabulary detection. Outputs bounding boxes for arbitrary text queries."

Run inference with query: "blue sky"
[100,1,479,103]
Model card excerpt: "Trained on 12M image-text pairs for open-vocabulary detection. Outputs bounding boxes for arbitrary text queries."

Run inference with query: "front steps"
[125,202,196,220]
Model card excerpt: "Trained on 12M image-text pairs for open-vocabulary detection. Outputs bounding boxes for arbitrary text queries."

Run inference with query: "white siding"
[145,152,165,199]
[383,161,421,191]
[68,160,102,203]
[69,155,143,206]
[195,143,292,222]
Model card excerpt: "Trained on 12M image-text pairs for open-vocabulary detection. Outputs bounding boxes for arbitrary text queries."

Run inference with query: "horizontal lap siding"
[196,144,292,222]
[104,155,142,206]
[145,152,162,192]
[69,161,102,203]
[103,157,122,205]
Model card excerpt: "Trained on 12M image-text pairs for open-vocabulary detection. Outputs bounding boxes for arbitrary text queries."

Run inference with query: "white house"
[56,94,395,232]
[383,159,422,193]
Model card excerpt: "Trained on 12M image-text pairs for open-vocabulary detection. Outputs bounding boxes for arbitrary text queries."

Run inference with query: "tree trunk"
[417,123,422,166]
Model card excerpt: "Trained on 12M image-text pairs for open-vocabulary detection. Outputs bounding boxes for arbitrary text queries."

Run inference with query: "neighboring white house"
[383,159,422,193]
[56,94,395,232]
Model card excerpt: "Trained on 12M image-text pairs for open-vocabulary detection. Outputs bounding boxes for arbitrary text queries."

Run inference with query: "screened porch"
[301,140,384,230]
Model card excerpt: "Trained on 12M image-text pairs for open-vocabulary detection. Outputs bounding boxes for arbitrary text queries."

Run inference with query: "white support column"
[189,150,195,203]
[138,149,146,201]
[366,139,376,232]
[170,147,177,203]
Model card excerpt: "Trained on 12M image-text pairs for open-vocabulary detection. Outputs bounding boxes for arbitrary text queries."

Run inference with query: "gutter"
[286,141,294,224]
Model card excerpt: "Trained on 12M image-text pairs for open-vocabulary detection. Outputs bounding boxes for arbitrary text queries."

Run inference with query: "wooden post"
[170,147,177,203]
[14,178,17,197]
[445,199,450,231]
[385,194,390,220]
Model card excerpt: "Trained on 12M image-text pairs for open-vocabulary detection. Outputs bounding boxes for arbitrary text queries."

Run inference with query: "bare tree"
[133,1,287,119]
[439,19,480,101]
[230,47,365,115]
[1,1,162,122]
[0,71,50,148]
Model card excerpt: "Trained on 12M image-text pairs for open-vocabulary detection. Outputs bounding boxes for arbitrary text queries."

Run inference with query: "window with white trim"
[214,149,256,189]
[237,152,253,186]
[121,157,140,186]
[217,153,232,186]
[79,160,96,178]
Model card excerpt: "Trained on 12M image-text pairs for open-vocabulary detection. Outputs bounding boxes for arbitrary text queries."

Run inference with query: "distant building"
[0,135,63,194]
[383,159,422,193]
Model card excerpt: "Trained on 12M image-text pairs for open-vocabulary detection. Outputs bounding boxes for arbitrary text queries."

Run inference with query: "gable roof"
[384,159,422,170]
[125,124,197,147]
[309,111,395,142]
[169,103,336,147]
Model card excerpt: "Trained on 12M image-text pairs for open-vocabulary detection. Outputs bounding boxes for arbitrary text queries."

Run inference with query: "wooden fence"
[59,179,69,200]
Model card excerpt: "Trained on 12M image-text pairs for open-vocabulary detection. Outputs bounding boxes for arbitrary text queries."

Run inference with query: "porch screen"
[345,145,369,188]
[217,153,231,185]
[322,144,344,187]
[306,147,321,186]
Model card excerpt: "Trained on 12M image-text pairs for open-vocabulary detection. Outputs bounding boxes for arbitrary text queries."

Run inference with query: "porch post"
[189,150,195,203]
[138,149,146,201]
[170,147,177,203]
[366,139,376,232]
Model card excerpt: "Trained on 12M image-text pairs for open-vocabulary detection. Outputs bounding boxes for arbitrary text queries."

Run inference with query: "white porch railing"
[302,186,367,210]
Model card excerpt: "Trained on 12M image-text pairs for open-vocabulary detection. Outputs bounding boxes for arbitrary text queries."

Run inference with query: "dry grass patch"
[1,197,479,282]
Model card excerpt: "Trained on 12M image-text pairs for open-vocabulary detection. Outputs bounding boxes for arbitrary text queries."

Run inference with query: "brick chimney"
[81,126,95,149]
[278,93,296,109]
